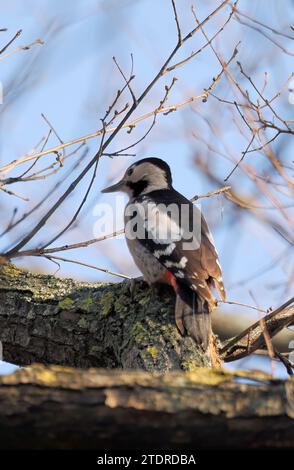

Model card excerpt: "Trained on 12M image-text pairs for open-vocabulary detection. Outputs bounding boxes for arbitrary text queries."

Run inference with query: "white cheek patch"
[140,166,168,194]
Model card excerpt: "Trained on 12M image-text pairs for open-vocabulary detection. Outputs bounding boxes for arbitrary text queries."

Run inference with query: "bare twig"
[171,0,182,45]
[41,124,107,249]
[0,94,205,178]
[0,37,44,62]
[221,297,294,362]
[224,132,255,181]
[274,349,294,375]
[234,14,294,57]
[165,1,238,74]
[218,299,267,314]
[0,146,89,240]
[3,0,230,258]
[191,186,231,202]
[113,55,137,105]
[5,181,232,261]
[0,29,22,55]
[42,254,131,280]
[0,186,29,201]
[231,3,294,40]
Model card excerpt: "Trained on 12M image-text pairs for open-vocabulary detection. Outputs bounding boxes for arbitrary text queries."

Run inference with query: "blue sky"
[0,0,293,375]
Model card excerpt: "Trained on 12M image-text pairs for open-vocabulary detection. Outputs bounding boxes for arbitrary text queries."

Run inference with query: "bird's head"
[101,157,172,198]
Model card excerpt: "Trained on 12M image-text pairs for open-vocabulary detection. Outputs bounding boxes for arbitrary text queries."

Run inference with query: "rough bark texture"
[1,265,294,450]
[0,364,293,450]
[0,264,211,370]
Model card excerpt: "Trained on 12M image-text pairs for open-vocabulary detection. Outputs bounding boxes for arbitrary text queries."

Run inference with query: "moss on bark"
[0,264,211,370]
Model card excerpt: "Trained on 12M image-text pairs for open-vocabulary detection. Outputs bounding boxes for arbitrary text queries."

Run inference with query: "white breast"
[124,199,167,284]
[125,237,166,285]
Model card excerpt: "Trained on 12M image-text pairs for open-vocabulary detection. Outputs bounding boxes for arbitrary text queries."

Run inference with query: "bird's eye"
[127,168,134,177]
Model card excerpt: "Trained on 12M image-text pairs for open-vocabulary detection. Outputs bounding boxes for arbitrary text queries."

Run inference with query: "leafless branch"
[191,186,231,202]
[234,14,294,57]
[113,55,137,105]
[221,297,294,362]
[171,0,182,45]
[0,29,22,55]
[0,37,44,62]
[42,254,132,280]
[2,0,230,258]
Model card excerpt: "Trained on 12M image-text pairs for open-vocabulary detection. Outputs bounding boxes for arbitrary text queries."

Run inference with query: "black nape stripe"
[127,180,148,197]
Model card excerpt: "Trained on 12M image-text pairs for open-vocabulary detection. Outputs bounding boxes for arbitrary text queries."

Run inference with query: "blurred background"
[0,0,293,376]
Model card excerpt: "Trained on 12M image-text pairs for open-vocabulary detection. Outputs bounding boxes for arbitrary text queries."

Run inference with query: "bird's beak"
[101,178,125,193]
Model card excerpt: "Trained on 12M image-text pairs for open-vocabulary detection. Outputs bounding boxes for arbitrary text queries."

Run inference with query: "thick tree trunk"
[0,264,211,370]
[0,364,293,450]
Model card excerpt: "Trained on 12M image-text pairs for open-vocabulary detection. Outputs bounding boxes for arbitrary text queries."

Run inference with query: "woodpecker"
[102,157,226,350]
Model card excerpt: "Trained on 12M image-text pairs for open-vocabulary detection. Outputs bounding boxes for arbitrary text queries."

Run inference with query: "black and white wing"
[126,189,226,308]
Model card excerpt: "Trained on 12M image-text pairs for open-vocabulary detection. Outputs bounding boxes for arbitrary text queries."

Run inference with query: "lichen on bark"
[0,264,211,370]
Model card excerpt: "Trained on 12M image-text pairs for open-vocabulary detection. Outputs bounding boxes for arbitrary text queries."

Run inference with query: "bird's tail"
[175,284,211,351]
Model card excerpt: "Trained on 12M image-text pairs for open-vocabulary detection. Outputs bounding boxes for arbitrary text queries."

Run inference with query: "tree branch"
[221,297,294,362]
[0,264,211,370]
[0,364,293,449]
